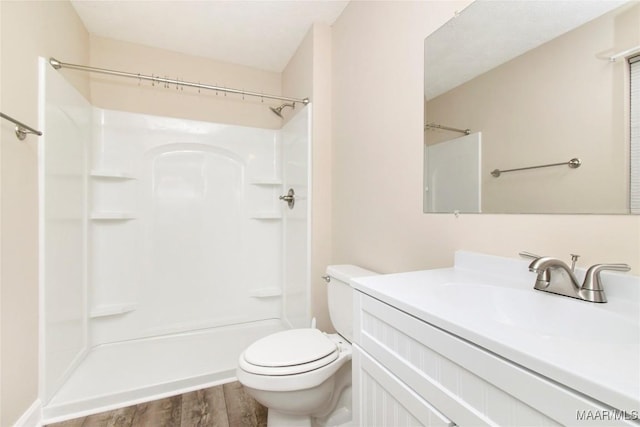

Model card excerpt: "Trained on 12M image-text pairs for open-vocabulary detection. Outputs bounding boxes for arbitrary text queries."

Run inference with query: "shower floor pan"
[43,319,286,423]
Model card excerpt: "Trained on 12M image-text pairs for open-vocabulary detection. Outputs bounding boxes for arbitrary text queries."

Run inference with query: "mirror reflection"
[424,0,640,214]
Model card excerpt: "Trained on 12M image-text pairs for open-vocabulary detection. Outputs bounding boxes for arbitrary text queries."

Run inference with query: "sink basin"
[430,282,639,344]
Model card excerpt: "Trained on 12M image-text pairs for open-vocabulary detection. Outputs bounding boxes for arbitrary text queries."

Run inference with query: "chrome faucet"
[519,252,631,303]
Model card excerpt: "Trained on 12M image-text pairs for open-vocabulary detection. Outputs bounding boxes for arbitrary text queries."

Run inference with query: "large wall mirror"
[424,0,640,214]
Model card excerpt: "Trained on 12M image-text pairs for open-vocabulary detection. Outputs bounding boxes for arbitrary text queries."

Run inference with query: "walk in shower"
[38,58,311,422]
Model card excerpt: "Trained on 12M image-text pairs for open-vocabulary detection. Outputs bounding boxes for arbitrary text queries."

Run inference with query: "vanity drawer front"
[355,292,634,427]
[353,345,455,427]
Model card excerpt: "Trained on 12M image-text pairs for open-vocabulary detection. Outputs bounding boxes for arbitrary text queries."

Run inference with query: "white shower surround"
[90,109,287,345]
[38,58,311,421]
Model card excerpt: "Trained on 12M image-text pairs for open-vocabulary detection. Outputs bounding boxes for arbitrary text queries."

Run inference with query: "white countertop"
[351,251,640,413]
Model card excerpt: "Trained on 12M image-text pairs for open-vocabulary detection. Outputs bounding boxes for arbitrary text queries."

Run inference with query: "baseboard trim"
[13,399,42,427]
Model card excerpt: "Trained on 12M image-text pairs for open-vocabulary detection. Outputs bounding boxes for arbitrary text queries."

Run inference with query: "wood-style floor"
[46,382,267,427]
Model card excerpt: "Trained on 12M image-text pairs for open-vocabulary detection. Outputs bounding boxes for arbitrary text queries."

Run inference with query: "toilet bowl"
[236,265,377,427]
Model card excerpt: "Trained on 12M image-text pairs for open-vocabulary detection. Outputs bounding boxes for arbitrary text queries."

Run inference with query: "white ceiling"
[70,0,349,73]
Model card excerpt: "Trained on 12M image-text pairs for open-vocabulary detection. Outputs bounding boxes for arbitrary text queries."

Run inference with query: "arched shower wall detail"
[88,110,291,346]
[39,58,312,420]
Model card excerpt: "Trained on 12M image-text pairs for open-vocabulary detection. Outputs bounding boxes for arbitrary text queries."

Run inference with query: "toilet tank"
[326,265,378,342]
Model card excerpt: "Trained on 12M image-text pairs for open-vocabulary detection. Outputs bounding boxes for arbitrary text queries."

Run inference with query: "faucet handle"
[519,251,542,259]
[582,263,631,292]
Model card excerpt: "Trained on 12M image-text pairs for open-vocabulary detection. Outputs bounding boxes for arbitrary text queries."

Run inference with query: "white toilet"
[236,265,377,427]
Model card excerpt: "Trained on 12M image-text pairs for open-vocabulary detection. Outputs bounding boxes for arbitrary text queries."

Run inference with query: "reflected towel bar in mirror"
[491,158,581,178]
[424,122,471,135]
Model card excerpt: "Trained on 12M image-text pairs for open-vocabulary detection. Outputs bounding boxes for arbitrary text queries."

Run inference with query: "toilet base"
[315,385,351,427]
[266,405,351,427]
[267,410,311,427]
[265,384,352,427]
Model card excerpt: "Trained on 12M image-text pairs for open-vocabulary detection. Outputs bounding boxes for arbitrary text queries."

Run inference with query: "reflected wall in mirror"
[424,0,640,214]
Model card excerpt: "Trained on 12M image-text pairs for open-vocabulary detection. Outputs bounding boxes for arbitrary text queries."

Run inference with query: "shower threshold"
[43,319,286,423]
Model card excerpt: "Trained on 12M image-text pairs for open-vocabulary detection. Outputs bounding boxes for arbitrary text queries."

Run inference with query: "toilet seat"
[240,329,339,376]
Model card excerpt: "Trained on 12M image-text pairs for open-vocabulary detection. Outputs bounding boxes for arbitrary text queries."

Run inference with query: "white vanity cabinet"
[352,290,638,427]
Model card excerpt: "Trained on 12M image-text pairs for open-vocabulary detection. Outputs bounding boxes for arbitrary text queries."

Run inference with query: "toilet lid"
[242,329,338,373]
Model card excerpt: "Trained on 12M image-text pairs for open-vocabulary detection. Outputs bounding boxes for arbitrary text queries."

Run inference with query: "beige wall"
[0,1,89,425]
[2,1,639,424]
[426,3,639,214]
[283,24,333,331]
[332,1,640,275]
[89,36,283,129]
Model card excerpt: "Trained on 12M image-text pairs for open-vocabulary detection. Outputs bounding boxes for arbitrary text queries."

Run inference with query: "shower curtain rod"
[49,57,309,106]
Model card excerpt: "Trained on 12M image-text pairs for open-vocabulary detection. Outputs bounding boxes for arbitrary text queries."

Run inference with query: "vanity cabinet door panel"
[353,345,455,427]
[355,292,633,427]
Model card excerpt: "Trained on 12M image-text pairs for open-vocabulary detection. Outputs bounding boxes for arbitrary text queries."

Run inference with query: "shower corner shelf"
[250,178,282,185]
[249,287,282,298]
[90,303,138,318]
[90,169,136,180]
[91,212,136,220]
[250,212,282,220]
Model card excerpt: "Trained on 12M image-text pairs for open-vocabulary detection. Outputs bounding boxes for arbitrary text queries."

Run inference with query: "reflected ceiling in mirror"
[424,0,639,214]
